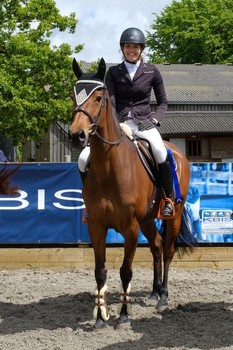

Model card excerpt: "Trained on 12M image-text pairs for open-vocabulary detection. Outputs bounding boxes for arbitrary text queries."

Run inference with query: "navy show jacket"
[105,61,168,124]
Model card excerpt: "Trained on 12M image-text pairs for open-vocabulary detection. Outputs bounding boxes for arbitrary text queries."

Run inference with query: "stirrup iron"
[157,198,175,220]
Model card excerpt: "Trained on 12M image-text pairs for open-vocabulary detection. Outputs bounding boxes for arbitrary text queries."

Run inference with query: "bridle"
[72,84,123,146]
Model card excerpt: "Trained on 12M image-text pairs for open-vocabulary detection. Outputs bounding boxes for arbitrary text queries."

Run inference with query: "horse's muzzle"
[69,129,88,149]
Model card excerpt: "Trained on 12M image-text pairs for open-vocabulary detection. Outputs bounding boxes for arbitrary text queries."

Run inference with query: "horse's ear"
[96,57,106,81]
[72,58,83,79]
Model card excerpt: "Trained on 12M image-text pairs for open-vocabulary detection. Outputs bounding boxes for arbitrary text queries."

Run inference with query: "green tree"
[0,0,83,144]
[147,0,233,64]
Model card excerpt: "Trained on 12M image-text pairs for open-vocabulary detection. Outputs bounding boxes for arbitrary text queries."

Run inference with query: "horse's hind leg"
[89,225,109,329]
[158,215,182,313]
[140,220,163,301]
[116,228,138,329]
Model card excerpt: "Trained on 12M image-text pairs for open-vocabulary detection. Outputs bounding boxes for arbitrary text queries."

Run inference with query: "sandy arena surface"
[0,267,232,350]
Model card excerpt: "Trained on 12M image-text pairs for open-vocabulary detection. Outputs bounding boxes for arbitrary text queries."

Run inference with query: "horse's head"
[69,58,107,149]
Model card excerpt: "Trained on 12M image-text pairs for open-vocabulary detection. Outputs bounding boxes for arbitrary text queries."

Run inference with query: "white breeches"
[125,119,167,164]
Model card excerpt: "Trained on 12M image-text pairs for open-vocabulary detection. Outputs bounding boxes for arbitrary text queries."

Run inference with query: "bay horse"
[0,164,19,195]
[69,58,192,329]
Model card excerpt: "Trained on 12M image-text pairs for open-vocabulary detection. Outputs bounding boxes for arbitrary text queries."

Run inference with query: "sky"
[53,0,173,63]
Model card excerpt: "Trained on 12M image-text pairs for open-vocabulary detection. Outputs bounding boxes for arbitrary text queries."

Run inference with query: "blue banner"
[0,163,89,243]
[0,162,232,244]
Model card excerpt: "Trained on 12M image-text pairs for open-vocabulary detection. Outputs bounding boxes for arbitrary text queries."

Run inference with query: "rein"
[73,87,123,146]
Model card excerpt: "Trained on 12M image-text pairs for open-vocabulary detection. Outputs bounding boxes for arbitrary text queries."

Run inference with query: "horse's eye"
[96,96,102,103]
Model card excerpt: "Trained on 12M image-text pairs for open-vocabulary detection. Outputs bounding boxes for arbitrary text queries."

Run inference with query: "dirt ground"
[0,267,232,350]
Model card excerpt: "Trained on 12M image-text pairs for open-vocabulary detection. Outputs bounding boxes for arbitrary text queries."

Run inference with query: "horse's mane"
[0,165,20,195]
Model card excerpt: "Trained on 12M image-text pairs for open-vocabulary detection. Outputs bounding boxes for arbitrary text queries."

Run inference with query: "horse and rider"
[69,27,192,329]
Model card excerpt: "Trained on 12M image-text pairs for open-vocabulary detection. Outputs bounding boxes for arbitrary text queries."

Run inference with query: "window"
[187,139,202,157]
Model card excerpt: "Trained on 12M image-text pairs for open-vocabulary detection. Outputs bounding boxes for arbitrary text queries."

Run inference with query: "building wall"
[22,123,72,162]
[50,123,71,162]
[21,106,233,163]
[22,129,233,163]
[169,138,186,154]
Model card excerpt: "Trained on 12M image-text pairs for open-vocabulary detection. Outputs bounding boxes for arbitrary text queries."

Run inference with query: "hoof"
[145,294,158,307]
[149,292,159,301]
[114,319,132,330]
[94,318,107,329]
[156,301,170,314]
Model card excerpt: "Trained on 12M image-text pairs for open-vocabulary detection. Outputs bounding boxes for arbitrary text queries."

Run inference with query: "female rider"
[78,27,174,217]
[104,27,174,217]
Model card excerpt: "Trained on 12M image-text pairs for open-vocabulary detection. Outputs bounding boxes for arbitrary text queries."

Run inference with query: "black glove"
[138,120,155,131]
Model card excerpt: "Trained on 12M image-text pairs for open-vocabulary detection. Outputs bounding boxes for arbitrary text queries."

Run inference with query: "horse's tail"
[176,203,199,255]
[159,203,199,255]
[0,164,21,195]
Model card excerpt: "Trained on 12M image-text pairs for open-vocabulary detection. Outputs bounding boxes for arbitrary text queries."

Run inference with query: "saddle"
[120,122,161,182]
[120,123,156,180]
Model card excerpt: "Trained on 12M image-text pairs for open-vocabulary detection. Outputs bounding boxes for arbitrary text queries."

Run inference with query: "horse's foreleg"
[89,226,109,328]
[93,267,109,327]
[116,230,138,328]
[117,266,133,324]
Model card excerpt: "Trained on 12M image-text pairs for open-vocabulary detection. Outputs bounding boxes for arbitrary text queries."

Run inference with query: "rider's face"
[122,43,141,63]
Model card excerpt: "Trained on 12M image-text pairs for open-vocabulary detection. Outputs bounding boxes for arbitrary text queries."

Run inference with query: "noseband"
[73,85,122,146]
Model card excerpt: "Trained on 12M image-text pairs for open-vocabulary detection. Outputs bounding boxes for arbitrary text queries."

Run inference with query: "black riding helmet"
[120,27,146,51]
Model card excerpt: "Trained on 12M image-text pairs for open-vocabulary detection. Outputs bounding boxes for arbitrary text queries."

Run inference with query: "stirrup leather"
[82,208,88,223]
[157,198,175,220]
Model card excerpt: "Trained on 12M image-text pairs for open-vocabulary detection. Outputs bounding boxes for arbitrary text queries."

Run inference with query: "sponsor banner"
[0,163,89,243]
[0,162,232,244]
[189,163,233,243]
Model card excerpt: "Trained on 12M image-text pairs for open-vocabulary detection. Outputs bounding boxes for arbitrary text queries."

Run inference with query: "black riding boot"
[158,155,174,217]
